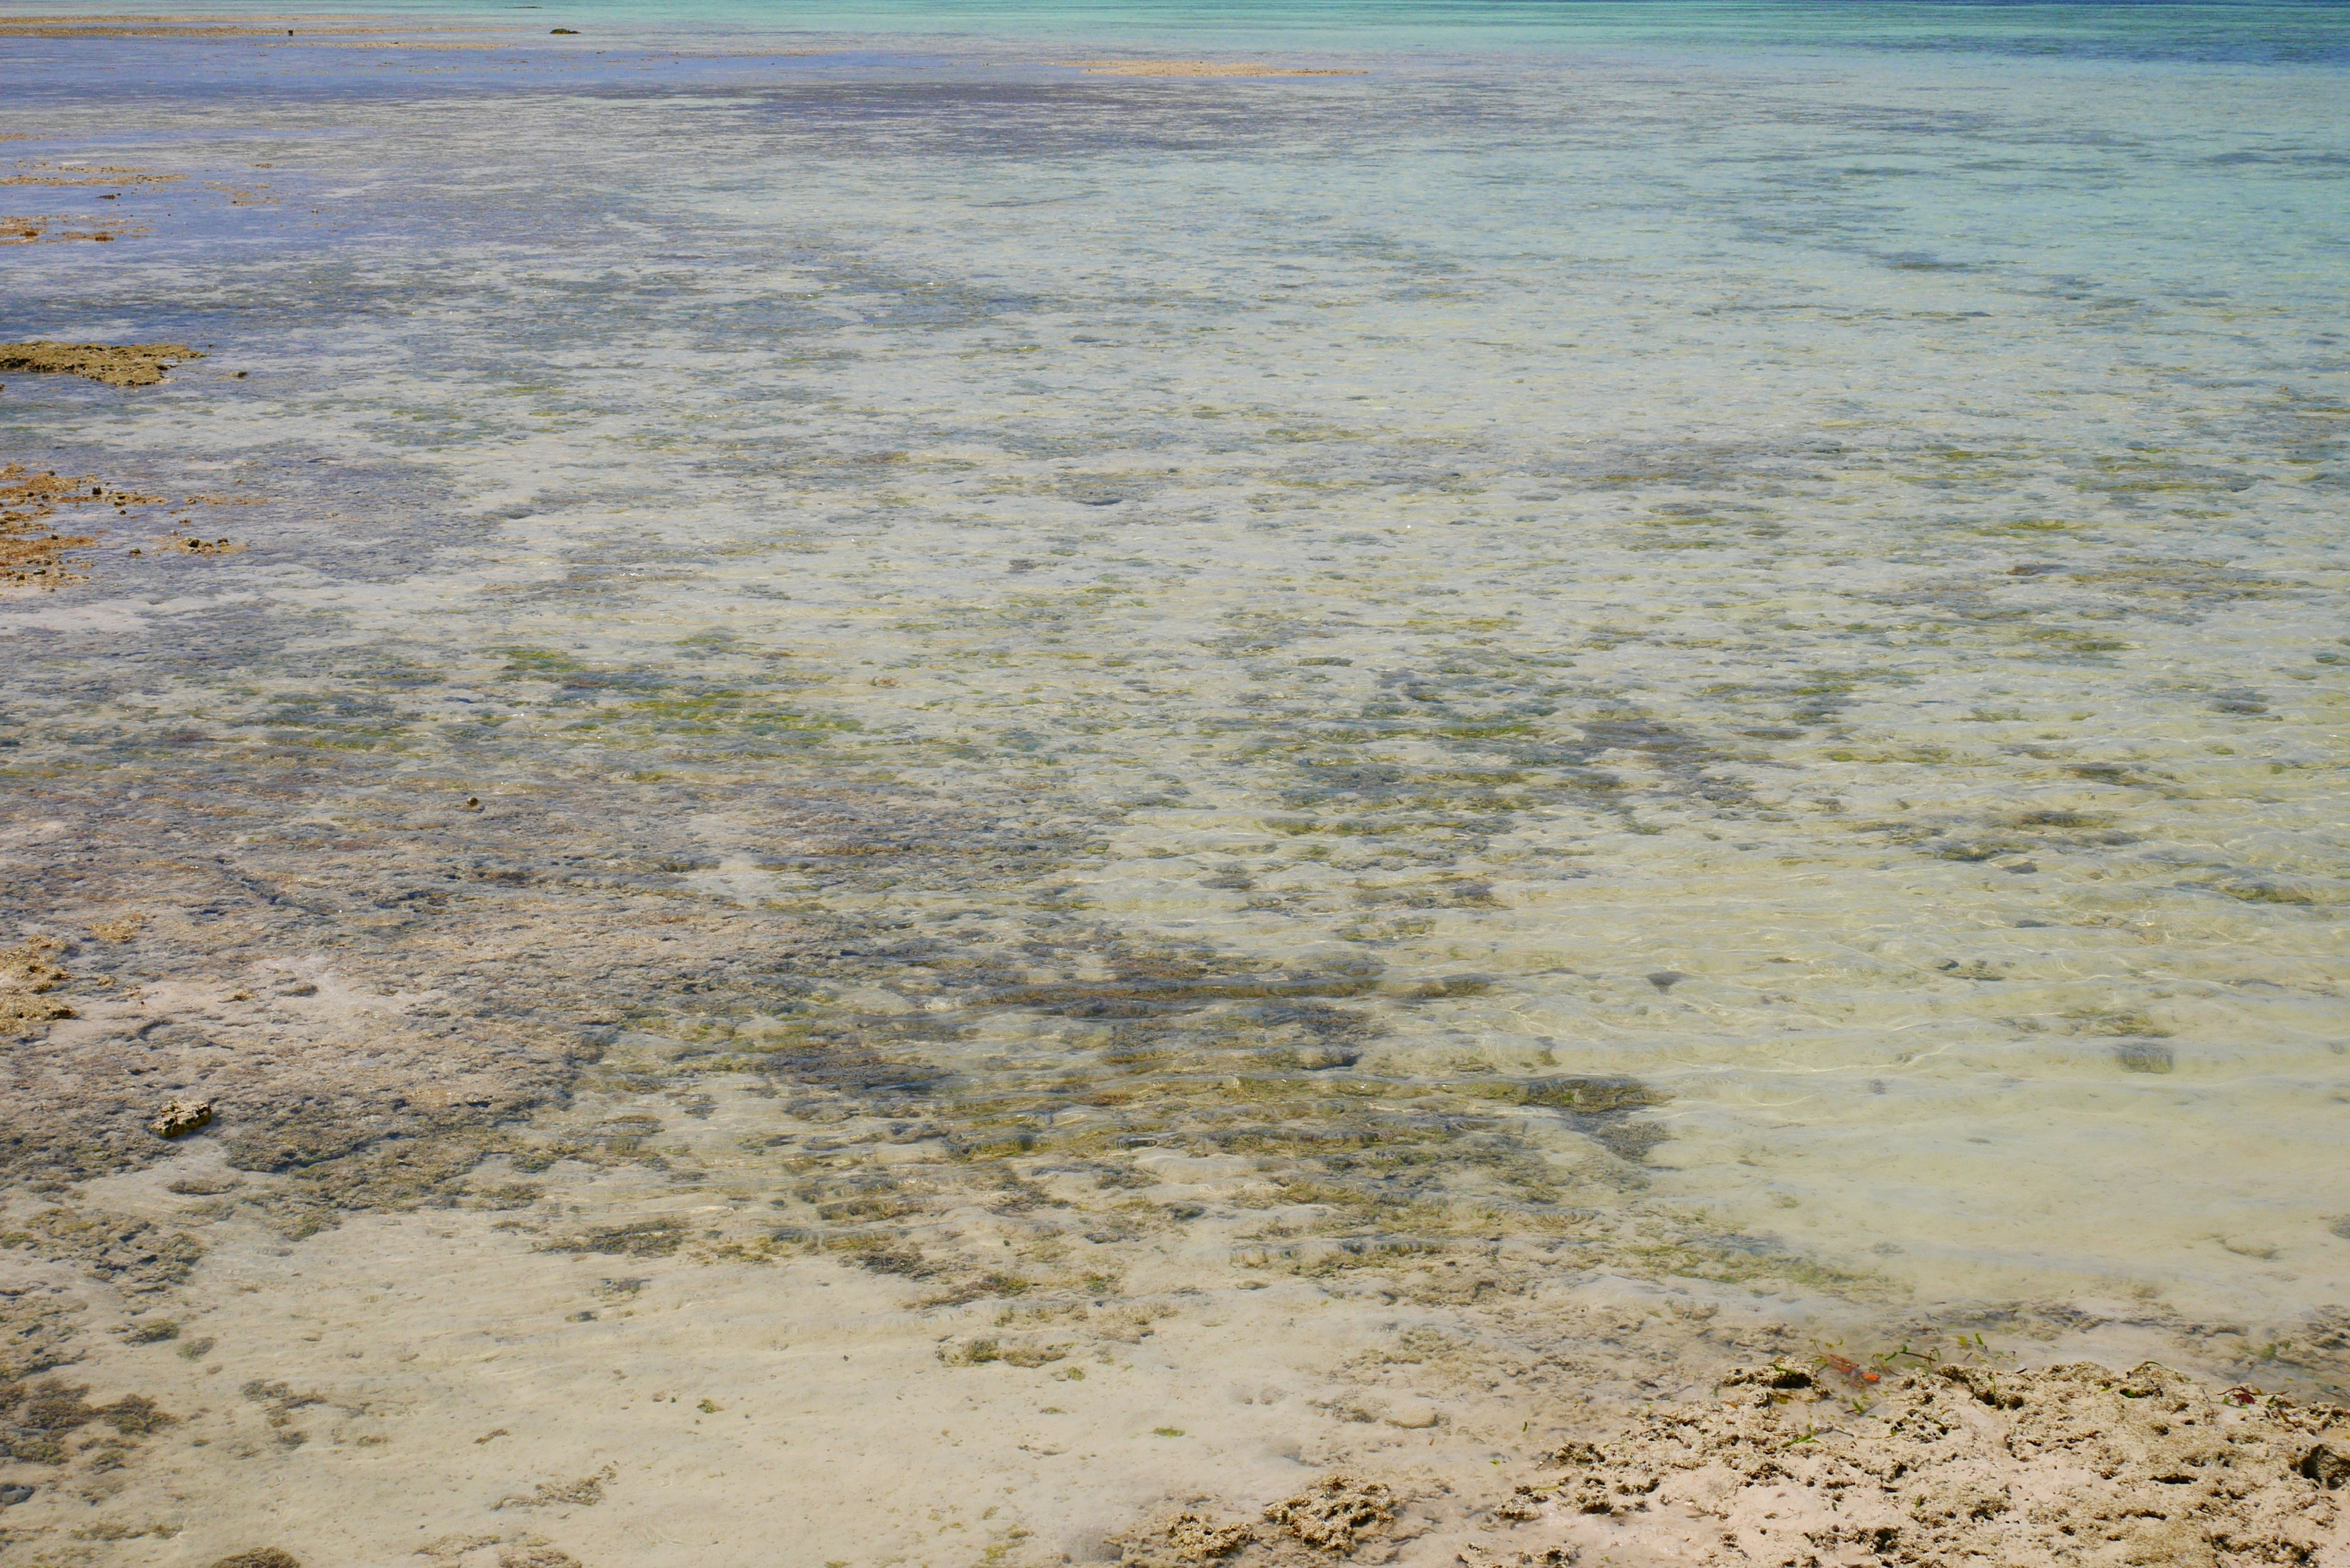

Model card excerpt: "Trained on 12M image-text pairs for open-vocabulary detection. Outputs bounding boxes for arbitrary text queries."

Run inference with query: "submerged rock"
[148,1098,214,1139]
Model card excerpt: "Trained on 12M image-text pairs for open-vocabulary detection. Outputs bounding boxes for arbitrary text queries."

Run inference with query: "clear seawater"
[3,0,2349,1548]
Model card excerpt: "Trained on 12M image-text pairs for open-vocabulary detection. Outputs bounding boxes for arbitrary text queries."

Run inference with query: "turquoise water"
[4,6,2349,1539]
[15,0,2350,50]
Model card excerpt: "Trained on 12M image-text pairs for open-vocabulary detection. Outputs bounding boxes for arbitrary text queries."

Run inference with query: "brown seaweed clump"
[1492,1361,2350,1568]
[0,938,76,1039]
[0,1376,174,1465]
[0,341,204,387]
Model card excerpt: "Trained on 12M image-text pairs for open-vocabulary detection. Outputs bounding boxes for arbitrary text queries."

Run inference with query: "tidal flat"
[2,4,2348,1564]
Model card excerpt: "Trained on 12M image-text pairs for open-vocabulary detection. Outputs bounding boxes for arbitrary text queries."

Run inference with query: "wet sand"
[5,893,2346,1562]
[7,1150,2348,1564]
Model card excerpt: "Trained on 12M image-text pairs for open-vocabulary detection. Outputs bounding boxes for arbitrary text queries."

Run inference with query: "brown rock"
[1113,1509,1253,1566]
[149,1098,214,1139]
[1263,1474,1398,1551]
[0,342,205,387]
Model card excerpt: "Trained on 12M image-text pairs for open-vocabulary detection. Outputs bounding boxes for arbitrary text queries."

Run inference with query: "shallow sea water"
[3,3,2349,1562]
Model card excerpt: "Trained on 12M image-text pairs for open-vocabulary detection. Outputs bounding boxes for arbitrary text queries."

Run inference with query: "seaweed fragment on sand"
[0,1376,175,1464]
[496,1463,616,1510]
[1487,1075,1673,1161]
[0,1207,203,1293]
[0,1291,83,1381]
[546,1217,687,1257]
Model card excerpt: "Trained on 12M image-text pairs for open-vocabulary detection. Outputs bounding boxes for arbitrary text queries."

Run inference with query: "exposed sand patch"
[1070,61,1368,79]
[0,1206,1461,1566]
[0,343,203,387]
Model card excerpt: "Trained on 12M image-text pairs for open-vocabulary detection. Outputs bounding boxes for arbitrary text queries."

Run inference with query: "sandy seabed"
[5,9,2350,1566]
[5,917,2347,1567]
